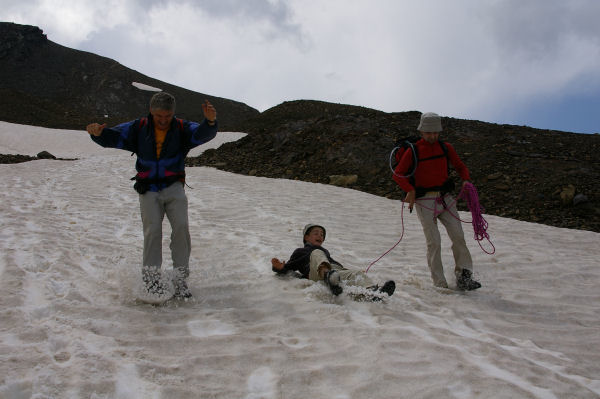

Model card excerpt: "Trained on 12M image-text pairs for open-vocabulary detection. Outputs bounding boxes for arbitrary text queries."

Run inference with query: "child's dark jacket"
[276,243,342,278]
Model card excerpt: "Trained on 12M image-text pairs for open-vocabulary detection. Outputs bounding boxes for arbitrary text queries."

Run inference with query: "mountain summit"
[0,22,258,130]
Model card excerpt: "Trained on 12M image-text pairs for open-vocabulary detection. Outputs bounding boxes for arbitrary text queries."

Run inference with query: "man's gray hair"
[150,92,176,112]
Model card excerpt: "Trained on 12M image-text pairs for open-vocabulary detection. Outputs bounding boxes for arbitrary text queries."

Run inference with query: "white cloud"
[1,0,133,46]
[466,1,600,118]
[2,0,600,131]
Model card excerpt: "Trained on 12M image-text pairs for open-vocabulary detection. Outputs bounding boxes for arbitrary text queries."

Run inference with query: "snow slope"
[0,121,598,398]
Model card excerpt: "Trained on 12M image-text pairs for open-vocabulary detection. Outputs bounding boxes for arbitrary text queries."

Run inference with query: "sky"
[2,0,600,134]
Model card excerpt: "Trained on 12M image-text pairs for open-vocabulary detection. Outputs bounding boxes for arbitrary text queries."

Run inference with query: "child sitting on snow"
[271,224,395,298]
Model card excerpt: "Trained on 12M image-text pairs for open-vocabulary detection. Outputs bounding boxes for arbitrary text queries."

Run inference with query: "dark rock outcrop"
[36,150,56,159]
[189,100,600,233]
[2,23,598,233]
[0,22,259,130]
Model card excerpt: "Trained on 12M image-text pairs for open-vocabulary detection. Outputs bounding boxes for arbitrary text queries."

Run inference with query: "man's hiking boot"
[173,278,192,300]
[324,270,343,296]
[142,268,170,296]
[170,268,192,300]
[143,279,171,296]
[456,269,481,291]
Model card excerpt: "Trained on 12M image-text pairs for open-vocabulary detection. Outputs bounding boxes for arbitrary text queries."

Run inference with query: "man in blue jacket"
[86,92,217,299]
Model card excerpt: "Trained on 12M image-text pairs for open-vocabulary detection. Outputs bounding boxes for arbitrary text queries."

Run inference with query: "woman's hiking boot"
[456,269,481,291]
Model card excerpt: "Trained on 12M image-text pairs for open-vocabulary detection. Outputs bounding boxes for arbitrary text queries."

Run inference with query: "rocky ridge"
[1,23,598,233]
[0,22,259,130]
[192,100,600,233]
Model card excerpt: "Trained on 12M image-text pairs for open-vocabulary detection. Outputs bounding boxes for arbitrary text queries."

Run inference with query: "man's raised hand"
[86,123,106,137]
[202,100,217,123]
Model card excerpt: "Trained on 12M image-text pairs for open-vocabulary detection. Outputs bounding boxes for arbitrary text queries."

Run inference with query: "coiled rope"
[365,182,494,273]
[389,144,417,178]
[458,182,495,254]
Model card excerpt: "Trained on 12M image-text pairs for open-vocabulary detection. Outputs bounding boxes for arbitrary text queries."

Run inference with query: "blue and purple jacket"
[91,114,217,192]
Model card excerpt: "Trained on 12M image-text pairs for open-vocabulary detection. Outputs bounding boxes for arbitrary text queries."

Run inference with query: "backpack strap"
[128,117,147,156]
[439,140,450,176]
[408,144,419,188]
[175,118,191,157]
[417,140,449,170]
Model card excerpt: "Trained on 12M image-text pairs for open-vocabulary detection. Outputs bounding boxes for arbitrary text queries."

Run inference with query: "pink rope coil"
[458,182,495,254]
[365,182,494,273]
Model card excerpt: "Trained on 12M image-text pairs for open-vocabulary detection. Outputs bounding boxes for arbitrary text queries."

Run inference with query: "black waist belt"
[415,178,455,199]
[131,174,185,194]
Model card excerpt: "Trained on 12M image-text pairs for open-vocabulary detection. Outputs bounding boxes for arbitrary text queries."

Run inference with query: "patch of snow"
[132,82,161,92]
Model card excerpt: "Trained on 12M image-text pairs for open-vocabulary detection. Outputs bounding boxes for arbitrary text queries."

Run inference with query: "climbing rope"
[458,182,495,255]
[365,182,494,273]
[365,203,407,273]
[388,143,418,178]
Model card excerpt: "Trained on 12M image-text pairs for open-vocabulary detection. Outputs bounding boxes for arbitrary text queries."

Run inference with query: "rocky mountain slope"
[0,22,259,130]
[191,100,600,232]
[1,23,598,232]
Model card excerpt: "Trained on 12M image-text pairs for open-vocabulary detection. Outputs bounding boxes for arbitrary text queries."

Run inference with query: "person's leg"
[164,182,191,278]
[309,250,342,295]
[437,194,473,278]
[336,268,374,288]
[138,191,169,295]
[333,264,394,297]
[139,191,165,268]
[308,249,331,282]
[162,182,192,298]
[416,197,447,288]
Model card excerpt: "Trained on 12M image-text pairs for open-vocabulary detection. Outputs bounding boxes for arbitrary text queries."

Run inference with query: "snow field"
[0,122,599,398]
